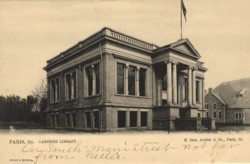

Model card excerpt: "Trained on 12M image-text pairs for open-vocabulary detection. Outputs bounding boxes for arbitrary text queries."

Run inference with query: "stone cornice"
[44,27,159,70]
[44,27,207,73]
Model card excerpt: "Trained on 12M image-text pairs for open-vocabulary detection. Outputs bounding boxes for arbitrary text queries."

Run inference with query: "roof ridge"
[210,90,226,105]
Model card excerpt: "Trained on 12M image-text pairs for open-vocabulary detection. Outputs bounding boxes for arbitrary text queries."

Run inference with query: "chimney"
[209,88,213,93]
[204,89,208,95]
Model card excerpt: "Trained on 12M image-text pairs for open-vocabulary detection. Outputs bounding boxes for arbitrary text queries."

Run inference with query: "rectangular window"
[86,63,100,96]
[198,113,201,118]
[55,114,59,127]
[139,68,146,96]
[214,112,216,118]
[213,104,216,109]
[141,112,148,127]
[118,111,126,128]
[95,64,100,95]
[183,78,188,101]
[130,111,137,127]
[51,81,55,102]
[65,72,77,100]
[66,74,71,99]
[85,112,91,128]
[196,80,200,102]
[93,111,99,128]
[235,112,243,124]
[51,115,55,127]
[72,113,77,128]
[117,63,125,94]
[73,72,76,98]
[51,78,60,103]
[205,104,209,109]
[86,66,93,96]
[117,63,147,96]
[128,66,136,95]
[206,112,209,118]
[219,111,222,118]
[66,113,71,128]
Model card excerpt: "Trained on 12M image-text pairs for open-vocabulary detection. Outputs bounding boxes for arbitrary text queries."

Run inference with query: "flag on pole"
[181,0,187,21]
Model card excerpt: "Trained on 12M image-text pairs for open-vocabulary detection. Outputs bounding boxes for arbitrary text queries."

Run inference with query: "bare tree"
[31,79,47,126]
[32,79,47,100]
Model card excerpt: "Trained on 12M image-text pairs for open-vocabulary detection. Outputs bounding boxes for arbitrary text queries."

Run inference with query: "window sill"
[84,94,101,99]
[140,126,148,128]
[50,101,61,105]
[129,127,138,129]
[115,94,149,99]
[84,127,100,130]
[65,98,77,102]
[66,127,77,129]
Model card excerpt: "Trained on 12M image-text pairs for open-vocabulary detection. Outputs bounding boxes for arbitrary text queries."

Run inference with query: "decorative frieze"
[47,27,158,66]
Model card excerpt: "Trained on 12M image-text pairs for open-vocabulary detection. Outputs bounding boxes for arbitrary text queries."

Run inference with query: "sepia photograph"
[0,0,250,163]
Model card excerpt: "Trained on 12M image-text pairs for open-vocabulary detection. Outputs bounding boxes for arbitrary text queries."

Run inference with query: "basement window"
[51,114,55,127]
[66,113,71,128]
[72,113,77,128]
[55,114,59,127]
[85,112,91,128]
[130,111,137,127]
[118,111,126,128]
[93,111,99,128]
[141,112,148,127]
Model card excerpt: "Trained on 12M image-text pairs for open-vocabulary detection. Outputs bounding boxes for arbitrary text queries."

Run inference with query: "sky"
[0,0,250,98]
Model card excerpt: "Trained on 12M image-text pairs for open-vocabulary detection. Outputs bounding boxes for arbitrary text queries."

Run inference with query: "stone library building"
[44,27,214,132]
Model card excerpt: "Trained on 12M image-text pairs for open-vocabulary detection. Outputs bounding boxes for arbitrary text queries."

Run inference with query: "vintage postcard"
[0,0,250,163]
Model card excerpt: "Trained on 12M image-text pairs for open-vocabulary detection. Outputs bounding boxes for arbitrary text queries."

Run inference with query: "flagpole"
[180,0,182,39]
